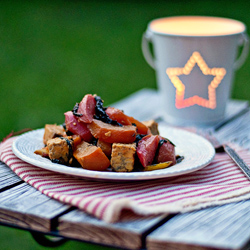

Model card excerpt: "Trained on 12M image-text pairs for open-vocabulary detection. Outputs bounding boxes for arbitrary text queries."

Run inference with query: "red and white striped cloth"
[1,136,250,223]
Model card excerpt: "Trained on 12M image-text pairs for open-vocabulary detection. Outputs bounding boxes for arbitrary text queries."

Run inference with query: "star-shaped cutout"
[166,51,226,109]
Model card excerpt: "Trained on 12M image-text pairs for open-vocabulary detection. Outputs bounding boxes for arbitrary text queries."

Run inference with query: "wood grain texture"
[0,162,22,190]
[146,200,250,250]
[0,182,70,232]
[58,209,166,249]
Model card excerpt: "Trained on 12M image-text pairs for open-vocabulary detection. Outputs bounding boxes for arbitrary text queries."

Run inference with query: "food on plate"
[87,119,137,144]
[110,143,136,172]
[105,107,150,135]
[77,94,96,123]
[47,137,74,165]
[156,136,176,165]
[43,124,67,145]
[73,141,110,171]
[142,120,159,135]
[96,140,112,157]
[35,94,183,172]
[144,161,173,171]
[136,135,160,167]
[35,135,81,165]
[64,111,93,142]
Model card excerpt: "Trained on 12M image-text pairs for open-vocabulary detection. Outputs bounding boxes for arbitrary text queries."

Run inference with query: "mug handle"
[234,32,249,70]
[142,30,156,69]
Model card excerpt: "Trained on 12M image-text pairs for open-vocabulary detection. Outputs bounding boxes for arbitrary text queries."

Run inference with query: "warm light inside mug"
[150,16,246,36]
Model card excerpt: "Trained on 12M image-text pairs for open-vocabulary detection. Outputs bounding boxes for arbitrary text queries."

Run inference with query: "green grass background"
[0,0,250,249]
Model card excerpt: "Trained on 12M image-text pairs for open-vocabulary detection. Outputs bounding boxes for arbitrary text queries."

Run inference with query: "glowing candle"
[150,16,245,36]
[142,16,248,126]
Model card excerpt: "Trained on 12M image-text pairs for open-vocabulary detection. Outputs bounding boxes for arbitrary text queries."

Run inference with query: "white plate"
[12,124,215,181]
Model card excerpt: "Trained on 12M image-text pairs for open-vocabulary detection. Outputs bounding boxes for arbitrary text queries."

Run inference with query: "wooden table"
[1,89,250,250]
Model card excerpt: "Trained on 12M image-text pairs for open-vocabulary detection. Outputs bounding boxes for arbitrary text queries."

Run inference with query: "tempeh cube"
[43,124,67,145]
[47,137,73,165]
[111,143,136,172]
[142,120,159,135]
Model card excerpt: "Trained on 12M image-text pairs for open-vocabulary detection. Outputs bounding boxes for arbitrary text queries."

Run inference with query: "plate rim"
[12,125,215,181]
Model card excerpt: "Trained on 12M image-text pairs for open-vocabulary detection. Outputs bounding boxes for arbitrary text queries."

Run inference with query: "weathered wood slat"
[0,176,22,190]
[0,162,13,174]
[0,162,22,190]
[0,182,71,232]
[58,209,166,250]
[146,200,250,250]
[0,162,19,176]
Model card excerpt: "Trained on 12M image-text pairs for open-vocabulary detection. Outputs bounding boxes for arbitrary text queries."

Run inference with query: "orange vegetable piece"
[128,116,149,135]
[105,107,132,125]
[34,146,49,158]
[73,141,110,171]
[97,140,112,157]
[72,135,82,149]
[106,107,149,135]
[87,119,137,143]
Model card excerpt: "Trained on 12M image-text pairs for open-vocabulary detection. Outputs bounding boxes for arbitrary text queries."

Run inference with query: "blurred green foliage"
[0,0,250,249]
[1,0,250,142]
[0,226,118,250]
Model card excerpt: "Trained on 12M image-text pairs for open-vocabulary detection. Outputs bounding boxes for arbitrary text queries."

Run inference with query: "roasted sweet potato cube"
[105,107,132,125]
[128,116,149,135]
[87,119,137,143]
[43,124,67,145]
[111,143,136,172]
[97,140,112,157]
[105,107,149,134]
[73,141,110,171]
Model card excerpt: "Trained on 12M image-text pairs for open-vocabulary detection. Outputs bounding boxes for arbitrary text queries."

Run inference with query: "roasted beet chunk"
[77,94,96,123]
[155,136,176,166]
[64,111,93,142]
[136,135,160,167]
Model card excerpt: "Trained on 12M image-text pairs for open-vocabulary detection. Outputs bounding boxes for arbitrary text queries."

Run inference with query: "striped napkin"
[1,136,250,223]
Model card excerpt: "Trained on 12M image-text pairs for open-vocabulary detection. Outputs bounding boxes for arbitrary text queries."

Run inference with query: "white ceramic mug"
[142,16,249,126]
